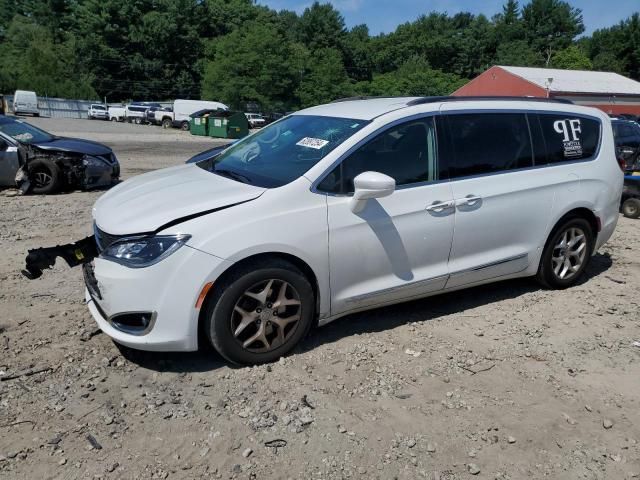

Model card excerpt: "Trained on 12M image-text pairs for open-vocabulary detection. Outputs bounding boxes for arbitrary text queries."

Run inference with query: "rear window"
[536,114,600,163]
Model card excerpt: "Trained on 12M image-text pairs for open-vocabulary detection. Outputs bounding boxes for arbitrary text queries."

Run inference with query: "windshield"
[0,119,54,144]
[197,115,368,188]
[92,105,106,110]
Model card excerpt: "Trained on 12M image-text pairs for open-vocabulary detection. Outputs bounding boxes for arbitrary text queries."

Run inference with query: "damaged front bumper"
[22,235,98,279]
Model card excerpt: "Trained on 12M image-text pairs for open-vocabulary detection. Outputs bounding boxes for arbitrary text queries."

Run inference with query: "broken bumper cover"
[84,245,229,352]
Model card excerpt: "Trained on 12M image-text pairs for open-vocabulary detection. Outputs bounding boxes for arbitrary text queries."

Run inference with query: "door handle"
[426,200,455,213]
[456,195,482,207]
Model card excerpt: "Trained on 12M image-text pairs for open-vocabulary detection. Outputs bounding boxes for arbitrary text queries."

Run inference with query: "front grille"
[94,224,127,252]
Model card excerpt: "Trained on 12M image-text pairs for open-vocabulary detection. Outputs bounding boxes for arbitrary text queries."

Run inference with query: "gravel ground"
[0,118,639,480]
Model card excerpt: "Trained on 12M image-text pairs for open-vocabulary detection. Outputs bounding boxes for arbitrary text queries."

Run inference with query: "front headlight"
[102,234,191,268]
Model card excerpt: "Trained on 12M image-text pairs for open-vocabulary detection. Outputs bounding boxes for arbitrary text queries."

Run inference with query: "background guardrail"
[2,95,172,119]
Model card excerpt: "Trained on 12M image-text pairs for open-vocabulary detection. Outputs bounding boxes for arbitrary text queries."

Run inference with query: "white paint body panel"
[87,100,623,352]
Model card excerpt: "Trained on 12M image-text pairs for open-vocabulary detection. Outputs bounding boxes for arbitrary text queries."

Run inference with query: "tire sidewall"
[29,159,61,194]
[622,198,640,219]
[539,218,594,289]
[205,265,314,365]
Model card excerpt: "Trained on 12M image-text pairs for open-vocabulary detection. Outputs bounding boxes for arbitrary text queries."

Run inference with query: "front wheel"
[536,218,594,289]
[622,198,640,219]
[29,158,61,194]
[204,260,315,365]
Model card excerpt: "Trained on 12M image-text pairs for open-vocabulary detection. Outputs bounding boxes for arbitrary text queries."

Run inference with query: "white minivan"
[13,90,39,116]
[83,97,623,364]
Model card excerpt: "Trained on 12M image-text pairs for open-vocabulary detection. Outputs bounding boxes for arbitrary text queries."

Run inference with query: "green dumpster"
[189,114,209,136]
[208,111,249,139]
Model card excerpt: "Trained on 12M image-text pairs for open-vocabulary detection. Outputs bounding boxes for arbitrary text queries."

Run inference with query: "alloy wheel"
[33,171,52,189]
[551,226,587,280]
[231,279,302,353]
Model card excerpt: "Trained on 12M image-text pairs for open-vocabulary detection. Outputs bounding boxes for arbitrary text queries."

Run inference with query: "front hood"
[32,137,112,156]
[93,163,266,235]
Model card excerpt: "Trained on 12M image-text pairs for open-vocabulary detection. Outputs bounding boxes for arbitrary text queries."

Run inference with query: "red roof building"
[454,65,640,116]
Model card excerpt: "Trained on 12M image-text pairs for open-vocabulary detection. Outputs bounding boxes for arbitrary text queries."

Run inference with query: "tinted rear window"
[446,113,533,178]
[537,114,600,163]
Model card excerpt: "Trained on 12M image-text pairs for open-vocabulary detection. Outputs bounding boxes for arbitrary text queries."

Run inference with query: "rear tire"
[622,198,640,219]
[181,121,190,131]
[204,259,315,365]
[29,158,61,194]
[162,118,172,129]
[536,217,594,289]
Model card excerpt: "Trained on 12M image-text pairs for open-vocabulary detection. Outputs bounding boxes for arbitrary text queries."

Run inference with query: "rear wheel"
[622,198,640,219]
[204,260,315,365]
[29,158,61,194]
[181,121,190,131]
[536,217,594,289]
[162,118,172,129]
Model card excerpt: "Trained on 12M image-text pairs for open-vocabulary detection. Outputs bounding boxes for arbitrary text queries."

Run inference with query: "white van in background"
[156,99,228,130]
[13,90,39,116]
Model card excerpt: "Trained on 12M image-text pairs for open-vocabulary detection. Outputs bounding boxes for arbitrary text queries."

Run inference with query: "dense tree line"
[0,0,638,111]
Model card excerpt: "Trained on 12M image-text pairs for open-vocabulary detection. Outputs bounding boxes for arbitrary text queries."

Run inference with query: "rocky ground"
[1,118,639,480]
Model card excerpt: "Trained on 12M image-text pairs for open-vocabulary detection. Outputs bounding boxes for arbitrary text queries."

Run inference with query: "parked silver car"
[0,115,119,194]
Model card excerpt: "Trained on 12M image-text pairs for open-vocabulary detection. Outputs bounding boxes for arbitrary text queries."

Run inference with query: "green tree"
[495,39,542,66]
[587,14,640,79]
[343,24,374,82]
[550,45,592,70]
[296,48,352,107]
[0,15,96,98]
[295,2,346,52]
[202,21,300,110]
[521,0,585,66]
[355,58,465,97]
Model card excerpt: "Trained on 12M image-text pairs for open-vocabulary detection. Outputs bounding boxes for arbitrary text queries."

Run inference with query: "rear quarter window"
[537,114,600,163]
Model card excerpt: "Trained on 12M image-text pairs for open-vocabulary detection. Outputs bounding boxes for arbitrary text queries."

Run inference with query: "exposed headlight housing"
[102,234,191,268]
[83,155,109,167]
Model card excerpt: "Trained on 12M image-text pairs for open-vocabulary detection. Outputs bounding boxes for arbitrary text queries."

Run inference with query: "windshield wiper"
[213,167,251,184]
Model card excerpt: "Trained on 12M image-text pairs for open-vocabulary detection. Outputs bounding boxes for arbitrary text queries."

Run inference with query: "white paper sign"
[296,137,329,149]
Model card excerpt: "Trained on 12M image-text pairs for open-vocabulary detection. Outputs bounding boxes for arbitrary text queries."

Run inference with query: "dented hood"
[32,137,113,156]
[93,163,266,235]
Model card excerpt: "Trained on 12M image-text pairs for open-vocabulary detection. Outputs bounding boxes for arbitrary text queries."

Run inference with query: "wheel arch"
[196,251,322,347]
[543,206,600,257]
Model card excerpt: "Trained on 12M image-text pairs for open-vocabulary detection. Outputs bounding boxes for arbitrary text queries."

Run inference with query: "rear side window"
[537,114,600,163]
[446,113,533,178]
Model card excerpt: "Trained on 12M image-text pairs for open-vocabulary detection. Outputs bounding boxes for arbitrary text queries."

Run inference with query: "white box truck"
[156,99,228,130]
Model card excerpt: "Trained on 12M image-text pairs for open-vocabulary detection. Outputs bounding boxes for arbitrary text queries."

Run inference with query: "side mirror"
[350,171,396,213]
[0,139,8,151]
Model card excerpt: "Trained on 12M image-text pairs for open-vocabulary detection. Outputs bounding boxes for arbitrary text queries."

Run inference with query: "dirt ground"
[0,118,639,480]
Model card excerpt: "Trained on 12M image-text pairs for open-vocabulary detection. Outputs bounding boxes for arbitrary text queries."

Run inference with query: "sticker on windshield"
[553,119,583,158]
[297,137,329,149]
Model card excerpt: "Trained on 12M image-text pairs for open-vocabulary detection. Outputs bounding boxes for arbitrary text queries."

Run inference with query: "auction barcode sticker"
[297,137,329,149]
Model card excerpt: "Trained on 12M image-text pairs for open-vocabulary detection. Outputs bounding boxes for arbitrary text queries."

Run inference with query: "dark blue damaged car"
[0,115,119,194]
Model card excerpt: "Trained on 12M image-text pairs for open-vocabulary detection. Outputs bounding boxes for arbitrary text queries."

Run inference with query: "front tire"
[622,198,640,219]
[536,217,594,289]
[204,259,315,365]
[29,158,61,194]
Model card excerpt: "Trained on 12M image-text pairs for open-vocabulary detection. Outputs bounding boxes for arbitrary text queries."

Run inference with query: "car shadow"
[117,253,612,372]
[298,252,613,353]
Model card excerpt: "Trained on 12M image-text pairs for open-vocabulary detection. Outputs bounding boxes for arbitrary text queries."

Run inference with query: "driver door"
[318,116,455,315]
[0,136,20,187]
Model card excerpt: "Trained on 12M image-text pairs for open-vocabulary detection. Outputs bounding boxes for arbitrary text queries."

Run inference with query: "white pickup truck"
[156,99,228,130]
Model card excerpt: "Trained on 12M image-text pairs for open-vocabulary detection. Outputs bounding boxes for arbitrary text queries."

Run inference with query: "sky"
[258,0,639,36]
